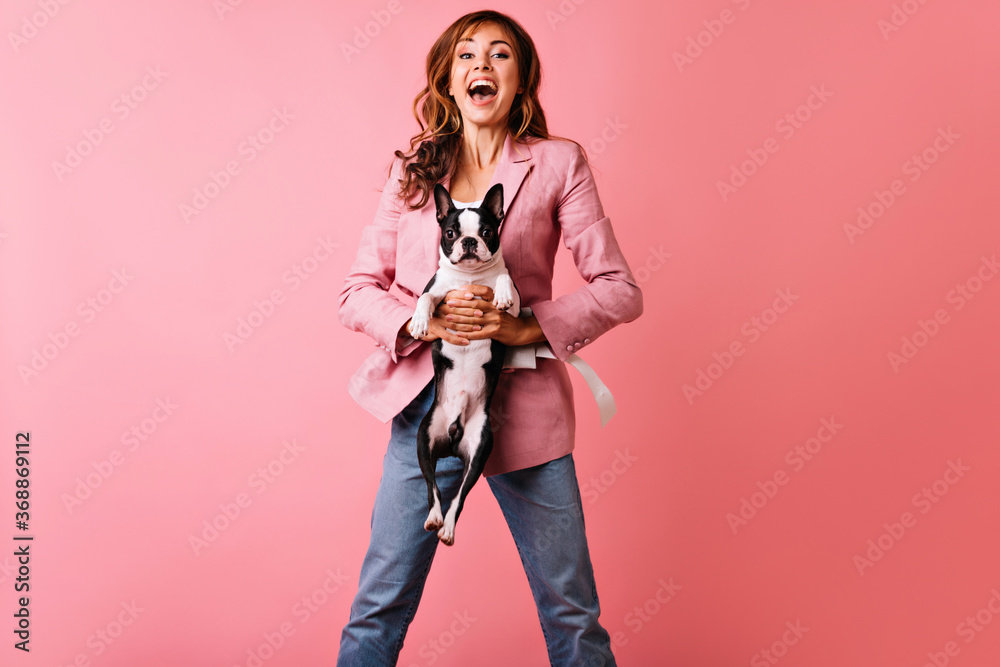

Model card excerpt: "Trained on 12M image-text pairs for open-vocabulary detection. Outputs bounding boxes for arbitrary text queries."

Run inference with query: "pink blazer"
[338,132,643,476]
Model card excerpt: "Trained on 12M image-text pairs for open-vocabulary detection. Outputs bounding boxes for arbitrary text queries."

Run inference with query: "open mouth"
[467,78,498,104]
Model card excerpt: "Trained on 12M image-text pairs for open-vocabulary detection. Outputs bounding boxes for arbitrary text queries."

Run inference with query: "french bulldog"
[407,182,520,545]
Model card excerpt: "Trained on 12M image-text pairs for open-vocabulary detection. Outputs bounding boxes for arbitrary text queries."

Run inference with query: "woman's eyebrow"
[458,38,512,48]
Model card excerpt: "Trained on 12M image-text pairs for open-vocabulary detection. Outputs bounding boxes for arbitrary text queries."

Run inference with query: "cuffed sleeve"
[337,157,425,364]
[530,143,643,362]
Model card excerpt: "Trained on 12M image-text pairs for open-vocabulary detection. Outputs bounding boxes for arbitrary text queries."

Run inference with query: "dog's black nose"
[462,237,478,250]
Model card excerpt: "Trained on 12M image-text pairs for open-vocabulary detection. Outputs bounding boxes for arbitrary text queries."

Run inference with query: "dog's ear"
[433,184,455,224]
[481,184,504,225]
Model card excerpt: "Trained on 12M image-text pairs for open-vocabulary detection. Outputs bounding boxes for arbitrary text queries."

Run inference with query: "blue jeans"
[337,380,616,666]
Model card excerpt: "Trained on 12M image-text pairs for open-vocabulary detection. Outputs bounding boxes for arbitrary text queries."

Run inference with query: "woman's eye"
[458,52,508,60]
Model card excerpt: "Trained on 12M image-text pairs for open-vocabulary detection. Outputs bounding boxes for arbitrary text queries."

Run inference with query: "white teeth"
[468,79,497,93]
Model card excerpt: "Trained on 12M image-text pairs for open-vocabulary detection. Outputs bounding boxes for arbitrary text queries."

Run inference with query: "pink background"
[2,1,999,665]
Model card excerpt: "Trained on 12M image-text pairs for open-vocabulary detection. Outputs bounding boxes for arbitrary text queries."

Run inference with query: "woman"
[336,10,642,666]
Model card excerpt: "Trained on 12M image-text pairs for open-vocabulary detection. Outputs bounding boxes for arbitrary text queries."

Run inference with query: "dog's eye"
[445,229,456,239]
[482,228,493,239]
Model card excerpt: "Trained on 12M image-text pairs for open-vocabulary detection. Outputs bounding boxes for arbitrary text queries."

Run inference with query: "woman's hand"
[400,310,472,347]
[401,284,544,349]
[435,284,525,346]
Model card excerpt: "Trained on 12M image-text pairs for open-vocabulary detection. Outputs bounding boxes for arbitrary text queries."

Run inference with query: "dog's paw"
[424,508,443,532]
[408,311,430,339]
[437,523,455,546]
[493,275,514,312]
[492,285,513,311]
[492,294,513,312]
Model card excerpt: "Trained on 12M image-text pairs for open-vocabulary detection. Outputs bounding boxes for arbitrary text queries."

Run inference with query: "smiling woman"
[336,9,643,667]
[390,12,558,212]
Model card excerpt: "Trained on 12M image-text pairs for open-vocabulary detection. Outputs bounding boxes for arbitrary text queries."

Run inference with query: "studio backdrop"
[2,1,998,665]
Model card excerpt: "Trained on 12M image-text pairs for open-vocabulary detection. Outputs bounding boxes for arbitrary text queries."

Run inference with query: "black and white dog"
[406,182,519,545]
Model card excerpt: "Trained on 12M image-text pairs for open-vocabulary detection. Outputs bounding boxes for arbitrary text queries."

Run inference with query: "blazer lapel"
[420,133,534,269]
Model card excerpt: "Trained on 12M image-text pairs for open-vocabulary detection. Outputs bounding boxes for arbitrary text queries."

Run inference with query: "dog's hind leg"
[417,411,446,532]
[437,411,493,546]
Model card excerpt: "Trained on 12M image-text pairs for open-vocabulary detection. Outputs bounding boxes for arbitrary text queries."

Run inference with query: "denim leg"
[487,454,616,667]
[337,381,464,666]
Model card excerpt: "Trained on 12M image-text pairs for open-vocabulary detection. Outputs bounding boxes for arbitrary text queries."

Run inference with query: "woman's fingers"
[429,318,471,345]
[459,284,494,301]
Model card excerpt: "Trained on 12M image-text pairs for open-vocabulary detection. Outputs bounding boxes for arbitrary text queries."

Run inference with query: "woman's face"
[448,22,522,133]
